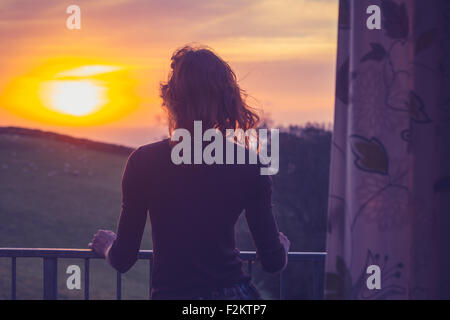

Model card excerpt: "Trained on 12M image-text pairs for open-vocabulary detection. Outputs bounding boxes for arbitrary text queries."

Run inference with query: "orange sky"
[0,0,338,147]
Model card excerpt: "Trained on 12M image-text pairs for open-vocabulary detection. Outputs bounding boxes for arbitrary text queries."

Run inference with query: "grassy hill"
[0,128,152,299]
[0,126,331,300]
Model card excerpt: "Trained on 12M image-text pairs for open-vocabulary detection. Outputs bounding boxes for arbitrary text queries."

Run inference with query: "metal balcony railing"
[0,248,326,300]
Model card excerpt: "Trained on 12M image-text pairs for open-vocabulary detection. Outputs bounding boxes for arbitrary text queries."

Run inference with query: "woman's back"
[108,139,286,299]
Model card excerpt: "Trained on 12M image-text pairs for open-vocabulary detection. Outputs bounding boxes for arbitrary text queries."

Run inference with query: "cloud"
[0,0,338,44]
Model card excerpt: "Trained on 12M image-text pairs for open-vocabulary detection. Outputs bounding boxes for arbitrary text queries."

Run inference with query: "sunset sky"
[0,0,338,146]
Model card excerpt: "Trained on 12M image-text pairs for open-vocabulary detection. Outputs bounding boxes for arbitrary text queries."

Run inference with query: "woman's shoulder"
[128,138,171,166]
[137,138,170,153]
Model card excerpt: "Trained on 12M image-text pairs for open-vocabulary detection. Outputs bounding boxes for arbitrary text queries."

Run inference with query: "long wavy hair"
[160,45,260,140]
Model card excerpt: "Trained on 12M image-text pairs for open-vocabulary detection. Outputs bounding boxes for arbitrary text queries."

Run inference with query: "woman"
[89,45,290,300]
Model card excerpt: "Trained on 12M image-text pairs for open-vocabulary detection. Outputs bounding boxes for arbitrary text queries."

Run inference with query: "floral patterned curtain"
[326,0,450,299]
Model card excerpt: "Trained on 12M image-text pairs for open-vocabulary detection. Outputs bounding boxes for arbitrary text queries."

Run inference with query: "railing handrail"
[0,247,326,300]
[0,247,326,260]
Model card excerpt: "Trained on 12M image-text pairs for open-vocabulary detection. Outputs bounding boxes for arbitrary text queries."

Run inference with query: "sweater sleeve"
[244,172,287,274]
[107,149,148,273]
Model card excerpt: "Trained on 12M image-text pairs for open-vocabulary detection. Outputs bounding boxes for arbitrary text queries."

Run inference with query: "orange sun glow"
[1,60,141,126]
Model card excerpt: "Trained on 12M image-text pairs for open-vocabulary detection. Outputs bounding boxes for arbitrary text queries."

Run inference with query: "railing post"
[279,270,286,300]
[84,258,90,300]
[312,260,319,300]
[116,272,122,300]
[43,257,58,300]
[318,257,325,300]
[11,257,16,300]
[148,258,152,299]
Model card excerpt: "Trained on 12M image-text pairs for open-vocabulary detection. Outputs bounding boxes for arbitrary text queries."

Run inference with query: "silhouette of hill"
[0,126,134,156]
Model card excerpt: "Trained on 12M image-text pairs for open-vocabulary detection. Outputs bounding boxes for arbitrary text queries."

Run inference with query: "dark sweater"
[107,139,286,299]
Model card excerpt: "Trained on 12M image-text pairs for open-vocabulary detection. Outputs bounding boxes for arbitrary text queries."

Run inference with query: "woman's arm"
[244,173,289,274]
[89,149,148,273]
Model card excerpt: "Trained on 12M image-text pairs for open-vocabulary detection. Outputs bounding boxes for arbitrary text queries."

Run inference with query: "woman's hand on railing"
[88,229,117,257]
[279,232,290,254]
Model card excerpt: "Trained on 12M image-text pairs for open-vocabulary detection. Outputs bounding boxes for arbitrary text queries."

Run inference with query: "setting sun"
[40,80,107,116]
[1,61,140,126]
